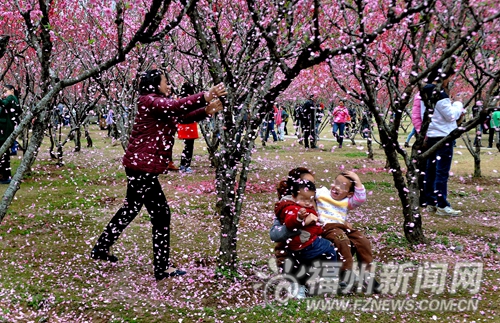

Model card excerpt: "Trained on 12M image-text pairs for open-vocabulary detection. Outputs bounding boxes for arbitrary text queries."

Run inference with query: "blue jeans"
[292,237,337,261]
[264,120,278,142]
[424,137,454,208]
[333,123,346,145]
[406,127,416,143]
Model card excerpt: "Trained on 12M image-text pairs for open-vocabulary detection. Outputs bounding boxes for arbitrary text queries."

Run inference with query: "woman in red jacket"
[91,70,226,281]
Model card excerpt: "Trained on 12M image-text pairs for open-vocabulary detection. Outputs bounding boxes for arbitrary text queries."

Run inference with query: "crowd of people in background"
[255,94,500,157]
[258,95,373,149]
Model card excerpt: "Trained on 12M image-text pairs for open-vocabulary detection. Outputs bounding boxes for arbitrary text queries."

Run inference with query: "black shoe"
[155,268,187,281]
[91,247,118,262]
[497,143,500,152]
[404,142,409,148]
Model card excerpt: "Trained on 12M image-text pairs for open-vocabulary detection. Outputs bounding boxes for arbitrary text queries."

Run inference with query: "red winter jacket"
[122,93,208,174]
[274,199,323,251]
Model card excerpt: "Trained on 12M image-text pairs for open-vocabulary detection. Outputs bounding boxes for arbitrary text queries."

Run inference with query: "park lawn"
[0,125,499,323]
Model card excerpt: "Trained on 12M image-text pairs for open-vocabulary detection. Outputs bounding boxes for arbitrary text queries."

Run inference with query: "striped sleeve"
[348,186,366,210]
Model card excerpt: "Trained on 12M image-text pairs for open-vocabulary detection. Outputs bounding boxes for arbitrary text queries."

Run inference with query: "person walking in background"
[106,108,116,138]
[406,92,424,148]
[62,106,70,126]
[404,127,416,148]
[275,105,284,141]
[259,112,269,146]
[91,70,226,281]
[294,104,303,142]
[300,95,317,148]
[262,108,278,146]
[488,109,500,151]
[0,85,22,184]
[282,107,289,136]
[177,82,199,174]
[360,110,372,139]
[331,100,350,148]
[315,102,324,140]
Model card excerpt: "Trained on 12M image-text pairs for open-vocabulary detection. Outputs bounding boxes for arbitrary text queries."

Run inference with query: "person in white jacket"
[421,66,465,216]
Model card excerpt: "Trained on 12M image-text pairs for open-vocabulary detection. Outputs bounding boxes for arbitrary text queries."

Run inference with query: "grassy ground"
[0,124,499,323]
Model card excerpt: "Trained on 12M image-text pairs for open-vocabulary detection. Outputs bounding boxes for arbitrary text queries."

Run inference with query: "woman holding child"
[271,167,379,297]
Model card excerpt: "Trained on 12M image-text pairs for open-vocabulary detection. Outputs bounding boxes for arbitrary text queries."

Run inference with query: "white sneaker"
[426,205,437,213]
[436,206,462,216]
[287,283,308,299]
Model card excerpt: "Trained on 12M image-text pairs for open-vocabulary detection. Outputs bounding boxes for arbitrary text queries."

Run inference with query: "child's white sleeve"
[348,186,366,210]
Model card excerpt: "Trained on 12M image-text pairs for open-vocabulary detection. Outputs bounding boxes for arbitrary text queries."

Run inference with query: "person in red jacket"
[91,69,226,281]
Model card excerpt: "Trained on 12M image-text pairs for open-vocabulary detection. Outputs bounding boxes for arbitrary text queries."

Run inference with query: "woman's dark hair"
[138,70,165,95]
[180,82,196,97]
[290,179,316,197]
[4,84,19,98]
[277,167,314,199]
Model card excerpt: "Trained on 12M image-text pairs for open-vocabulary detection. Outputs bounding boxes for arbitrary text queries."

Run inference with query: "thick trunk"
[404,166,428,244]
[74,127,82,152]
[56,144,63,167]
[473,153,481,178]
[473,133,481,178]
[215,129,255,273]
[461,132,482,178]
[383,131,427,244]
[216,165,239,272]
[387,150,427,244]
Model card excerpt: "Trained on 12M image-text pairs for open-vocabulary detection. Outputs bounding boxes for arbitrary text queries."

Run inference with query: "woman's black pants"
[94,168,171,275]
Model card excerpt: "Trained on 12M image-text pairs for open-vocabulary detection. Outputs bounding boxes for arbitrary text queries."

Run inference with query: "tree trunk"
[473,134,481,178]
[366,135,374,160]
[56,144,63,167]
[215,125,257,274]
[473,152,481,178]
[48,125,57,159]
[381,129,427,244]
[74,127,81,152]
[461,132,482,178]
[216,162,239,272]
[389,150,427,244]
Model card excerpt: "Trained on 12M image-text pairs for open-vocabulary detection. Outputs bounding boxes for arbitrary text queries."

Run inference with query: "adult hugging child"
[271,167,380,296]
